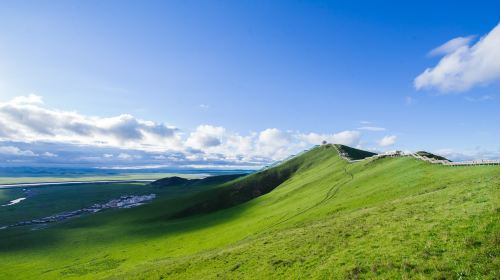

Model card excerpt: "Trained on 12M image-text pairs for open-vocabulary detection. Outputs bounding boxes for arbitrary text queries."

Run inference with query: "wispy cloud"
[405,96,415,105]
[415,23,500,92]
[434,148,500,161]
[357,126,386,132]
[428,35,475,56]
[464,95,495,102]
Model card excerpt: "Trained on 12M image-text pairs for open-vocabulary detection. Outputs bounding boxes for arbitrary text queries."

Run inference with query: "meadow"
[0,182,149,225]
[0,145,498,279]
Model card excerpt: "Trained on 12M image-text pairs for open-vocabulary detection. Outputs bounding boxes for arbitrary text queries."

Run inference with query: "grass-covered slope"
[150,174,244,188]
[175,154,312,217]
[416,151,450,161]
[0,144,498,279]
[335,144,377,160]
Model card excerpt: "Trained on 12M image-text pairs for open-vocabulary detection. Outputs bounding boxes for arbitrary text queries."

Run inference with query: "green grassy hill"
[416,151,450,161]
[335,144,377,160]
[0,144,498,279]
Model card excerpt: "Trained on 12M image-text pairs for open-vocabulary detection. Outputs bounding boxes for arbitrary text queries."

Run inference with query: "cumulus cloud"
[332,130,361,145]
[186,125,225,149]
[42,152,58,157]
[0,146,38,156]
[302,130,361,146]
[10,94,44,105]
[415,23,500,92]
[0,95,370,167]
[378,135,397,147]
[0,95,180,151]
[185,127,362,162]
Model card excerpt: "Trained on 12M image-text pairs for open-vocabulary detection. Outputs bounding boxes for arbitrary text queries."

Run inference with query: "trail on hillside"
[267,163,355,229]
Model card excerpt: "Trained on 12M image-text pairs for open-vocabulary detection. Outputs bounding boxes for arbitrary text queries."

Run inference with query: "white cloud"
[357,126,386,132]
[434,148,500,161]
[0,146,38,156]
[429,36,475,56]
[255,128,293,159]
[330,130,361,145]
[117,153,132,160]
[153,155,167,160]
[0,95,370,166]
[42,152,57,157]
[258,128,291,147]
[187,127,361,162]
[0,95,181,152]
[464,95,495,102]
[117,153,142,160]
[10,94,44,105]
[186,125,225,150]
[300,130,361,146]
[378,135,397,147]
[415,23,500,92]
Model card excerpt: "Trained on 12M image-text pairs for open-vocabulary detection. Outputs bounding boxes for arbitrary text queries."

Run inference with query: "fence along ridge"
[261,145,500,172]
[333,145,500,166]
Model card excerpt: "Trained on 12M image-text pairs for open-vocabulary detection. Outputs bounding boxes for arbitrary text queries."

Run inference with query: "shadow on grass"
[0,182,257,253]
[0,226,61,252]
[0,146,330,253]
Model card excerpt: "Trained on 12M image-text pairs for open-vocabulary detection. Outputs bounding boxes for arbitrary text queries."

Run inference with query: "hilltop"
[415,151,449,161]
[0,144,498,279]
[334,144,377,160]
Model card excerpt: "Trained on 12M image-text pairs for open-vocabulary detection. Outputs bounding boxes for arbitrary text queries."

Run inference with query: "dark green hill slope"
[150,176,190,187]
[335,144,377,160]
[175,148,328,217]
[416,151,449,161]
[150,174,244,188]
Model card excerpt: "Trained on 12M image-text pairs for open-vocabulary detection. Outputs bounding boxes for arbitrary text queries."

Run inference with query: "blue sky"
[0,0,499,168]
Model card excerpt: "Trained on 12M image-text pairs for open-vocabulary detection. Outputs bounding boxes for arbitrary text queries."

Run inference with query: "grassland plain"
[0,144,498,279]
[0,182,152,225]
[0,173,203,185]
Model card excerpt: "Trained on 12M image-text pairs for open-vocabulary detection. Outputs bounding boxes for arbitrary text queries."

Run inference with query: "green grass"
[0,174,242,227]
[0,144,498,279]
[0,188,25,205]
[416,151,449,161]
[335,144,377,160]
[0,182,172,225]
